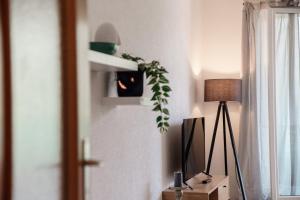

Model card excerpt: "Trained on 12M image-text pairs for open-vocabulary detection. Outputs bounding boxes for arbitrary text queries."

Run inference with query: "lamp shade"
[204,79,242,102]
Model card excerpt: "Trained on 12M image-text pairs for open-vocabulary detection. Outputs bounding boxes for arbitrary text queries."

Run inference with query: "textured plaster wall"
[87,0,243,199]
[87,0,201,199]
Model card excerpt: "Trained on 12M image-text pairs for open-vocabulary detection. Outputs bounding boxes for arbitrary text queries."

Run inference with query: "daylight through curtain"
[240,5,300,199]
[239,3,271,199]
[275,13,300,196]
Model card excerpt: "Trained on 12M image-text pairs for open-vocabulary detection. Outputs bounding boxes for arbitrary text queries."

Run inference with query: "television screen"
[182,118,205,181]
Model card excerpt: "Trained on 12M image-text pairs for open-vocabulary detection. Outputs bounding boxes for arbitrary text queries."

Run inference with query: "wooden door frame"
[0,0,13,199]
[0,0,82,200]
[60,0,81,200]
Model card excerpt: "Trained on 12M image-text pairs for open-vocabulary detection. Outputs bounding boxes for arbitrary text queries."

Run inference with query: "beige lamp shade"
[204,79,242,102]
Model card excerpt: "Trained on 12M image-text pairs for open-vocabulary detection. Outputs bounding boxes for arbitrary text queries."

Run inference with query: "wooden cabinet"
[162,174,229,200]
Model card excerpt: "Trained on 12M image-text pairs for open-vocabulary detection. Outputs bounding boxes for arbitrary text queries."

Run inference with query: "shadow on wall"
[160,60,202,179]
[159,64,203,194]
[160,124,182,194]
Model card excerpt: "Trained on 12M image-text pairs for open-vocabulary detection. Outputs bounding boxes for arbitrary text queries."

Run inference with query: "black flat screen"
[182,118,205,181]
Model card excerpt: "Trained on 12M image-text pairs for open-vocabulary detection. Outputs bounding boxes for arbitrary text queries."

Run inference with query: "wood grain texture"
[162,174,229,200]
[1,0,83,199]
[0,0,12,199]
[60,0,80,200]
[0,8,2,199]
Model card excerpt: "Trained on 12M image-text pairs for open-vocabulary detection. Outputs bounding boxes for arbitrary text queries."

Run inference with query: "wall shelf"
[89,50,138,72]
[102,97,152,106]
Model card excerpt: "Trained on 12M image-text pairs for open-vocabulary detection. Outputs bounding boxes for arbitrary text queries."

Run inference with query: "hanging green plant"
[122,53,171,134]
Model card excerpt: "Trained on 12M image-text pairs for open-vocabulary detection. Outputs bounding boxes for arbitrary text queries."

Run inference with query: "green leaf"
[160,68,168,73]
[153,102,159,106]
[138,64,146,72]
[152,61,160,66]
[162,85,171,92]
[122,54,131,60]
[120,53,171,135]
[161,99,168,104]
[159,78,169,84]
[145,67,151,73]
[122,54,144,63]
[146,72,151,78]
[151,95,158,101]
[154,91,162,96]
[154,97,161,102]
[162,108,170,115]
[163,93,170,97]
[151,84,160,92]
[152,105,161,111]
[135,57,144,62]
[149,72,157,78]
[148,78,157,85]
[160,76,168,81]
[158,69,167,74]
[156,116,162,123]
[159,74,167,79]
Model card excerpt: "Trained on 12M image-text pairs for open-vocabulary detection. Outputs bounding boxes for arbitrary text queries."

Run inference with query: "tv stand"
[183,182,193,190]
[162,173,229,200]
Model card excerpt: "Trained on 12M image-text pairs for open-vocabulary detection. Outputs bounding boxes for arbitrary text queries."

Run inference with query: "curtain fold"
[238,3,271,199]
[240,2,300,199]
[275,13,300,196]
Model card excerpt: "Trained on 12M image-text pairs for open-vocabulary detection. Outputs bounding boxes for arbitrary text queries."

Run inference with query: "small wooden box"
[162,174,229,200]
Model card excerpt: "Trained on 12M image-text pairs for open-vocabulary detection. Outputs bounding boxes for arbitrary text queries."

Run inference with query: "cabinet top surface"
[163,173,228,194]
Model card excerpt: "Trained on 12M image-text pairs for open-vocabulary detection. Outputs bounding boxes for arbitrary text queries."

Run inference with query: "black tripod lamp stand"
[204,79,247,200]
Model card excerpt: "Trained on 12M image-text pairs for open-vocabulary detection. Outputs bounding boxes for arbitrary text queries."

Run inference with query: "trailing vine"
[122,53,171,134]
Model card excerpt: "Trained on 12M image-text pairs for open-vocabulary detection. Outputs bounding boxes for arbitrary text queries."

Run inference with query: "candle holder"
[168,186,187,200]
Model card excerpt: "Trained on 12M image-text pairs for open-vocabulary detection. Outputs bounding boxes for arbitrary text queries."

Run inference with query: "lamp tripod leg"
[222,104,228,176]
[206,102,222,175]
[224,103,247,200]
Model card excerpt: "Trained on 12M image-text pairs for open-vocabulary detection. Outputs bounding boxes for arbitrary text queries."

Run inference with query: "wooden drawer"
[218,178,229,200]
[162,174,230,200]
[162,190,209,200]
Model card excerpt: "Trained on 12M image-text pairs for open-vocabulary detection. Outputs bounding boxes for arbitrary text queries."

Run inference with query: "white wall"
[87,0,200,199]
[199,0,243,199]
[88,0,243,199]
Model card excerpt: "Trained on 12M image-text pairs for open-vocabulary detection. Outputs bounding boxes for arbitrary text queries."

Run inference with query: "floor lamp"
[204,79,247,200]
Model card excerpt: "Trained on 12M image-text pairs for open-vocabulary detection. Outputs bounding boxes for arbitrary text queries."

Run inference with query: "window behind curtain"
[275,13,300,197]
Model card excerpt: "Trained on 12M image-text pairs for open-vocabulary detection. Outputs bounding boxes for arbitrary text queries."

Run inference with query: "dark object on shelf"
[174,171,183,187]
[182,118,205,182]
[204,79,247,200]
[117,70,144,97]
[89,42,118,55]
[201,178,211,184]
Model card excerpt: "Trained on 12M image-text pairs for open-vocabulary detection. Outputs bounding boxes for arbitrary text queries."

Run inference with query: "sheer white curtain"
[239,3,271,199]
[240,3,300,199]
[275,13,300,196]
